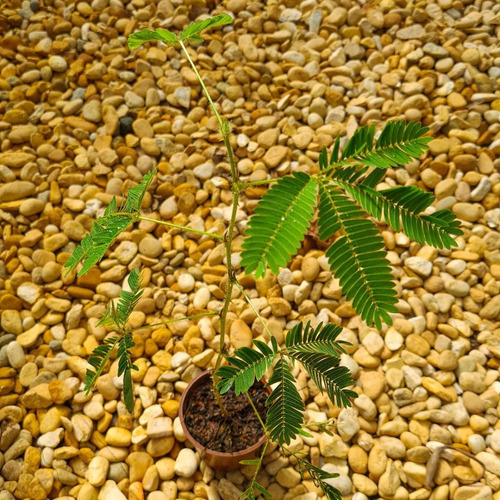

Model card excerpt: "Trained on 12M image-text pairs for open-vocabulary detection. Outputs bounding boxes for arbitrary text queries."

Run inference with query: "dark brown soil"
[184,376,268,453]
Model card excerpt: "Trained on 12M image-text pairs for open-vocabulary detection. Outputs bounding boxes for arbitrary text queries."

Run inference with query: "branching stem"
[129,311,218,333]
[179,38,240,419]
[137,216,223,240]
[235,281,274,340]
[245,391,268,436]
[238,178,279,188]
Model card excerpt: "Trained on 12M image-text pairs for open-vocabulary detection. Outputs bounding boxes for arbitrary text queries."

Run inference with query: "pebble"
[174,448,198,478]
[178,273,195,293]
[230,319,252,349]
[405,257,433,277]
[87,456,109,486]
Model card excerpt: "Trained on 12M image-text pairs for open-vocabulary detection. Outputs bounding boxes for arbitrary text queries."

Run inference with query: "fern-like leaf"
[215,340,276,396]
[180,13,233,43]
[285,321,348,357]
[355,121,432,168]
[266,359,304,446]
[241,482,272,500]
[295,458,342,500]
[64,169,156,276]
[241,172,317,278]
[121,270,144,327]
[84,336,120,394]
[321,121,431,174]
[121,168,156,213]
[97,268,143,330]
[342,124,377,161]
[318,181,398,329]
[128,14,232,49]
[340,182,462,249]
[117,333,138,413]
[289,351,357,408]
[128,28,179,49]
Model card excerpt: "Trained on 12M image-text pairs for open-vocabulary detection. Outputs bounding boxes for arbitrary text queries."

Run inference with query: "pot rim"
[179,369,268,460]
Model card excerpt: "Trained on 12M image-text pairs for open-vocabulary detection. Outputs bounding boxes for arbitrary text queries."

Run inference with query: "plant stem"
[129,311,218,333]
[179,40,224,130]
[238,178,279,188]
[249,438,269,487]
[235,282,274,340]
[245,391,268,436]
[179,39,241,418]
[137,216,223,240]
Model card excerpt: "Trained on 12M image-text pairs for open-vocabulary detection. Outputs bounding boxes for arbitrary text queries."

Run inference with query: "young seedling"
[65,13,463,500]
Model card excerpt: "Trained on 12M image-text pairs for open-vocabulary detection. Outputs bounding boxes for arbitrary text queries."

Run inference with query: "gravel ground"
[0,0,500,500]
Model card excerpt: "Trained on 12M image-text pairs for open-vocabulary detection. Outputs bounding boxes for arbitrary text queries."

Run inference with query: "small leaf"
[253,482,272,498]
[128,28,178,49]
[266,359,304,445]
[123,367,134,413]
[84,336,120,394]
[241,172,317,278]
[240,459,260,465]
[295,458,342,500]
[298,428,313,438]
[180,13,233,42]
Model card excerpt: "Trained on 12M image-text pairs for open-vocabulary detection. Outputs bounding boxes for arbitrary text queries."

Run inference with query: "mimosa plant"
[64,14,462,500]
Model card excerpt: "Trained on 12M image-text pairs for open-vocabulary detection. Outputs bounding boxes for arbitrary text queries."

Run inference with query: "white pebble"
[174,448,198,478]
[178,273,195,293]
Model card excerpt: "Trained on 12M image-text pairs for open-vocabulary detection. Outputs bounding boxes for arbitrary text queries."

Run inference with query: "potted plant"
[65,13,463,500]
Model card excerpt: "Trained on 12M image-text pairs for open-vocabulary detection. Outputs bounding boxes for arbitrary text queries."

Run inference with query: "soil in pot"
[184,375,268,453]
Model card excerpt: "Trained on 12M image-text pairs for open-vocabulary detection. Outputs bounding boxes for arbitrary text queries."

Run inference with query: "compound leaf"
[241,172,317,278]
[180,13,233,42]
[266,359,304,446]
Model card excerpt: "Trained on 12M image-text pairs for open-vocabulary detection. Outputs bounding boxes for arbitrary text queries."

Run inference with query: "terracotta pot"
[179,370,268,471]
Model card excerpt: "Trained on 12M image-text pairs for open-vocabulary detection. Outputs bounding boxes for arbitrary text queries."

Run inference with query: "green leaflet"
[320,121,431,174]
[357,121,432,168]
[338,181,463,249]
[84,336,120,395]
[296,458,342,500]
[215,340,276,395]
[318,180,398,329]
[128,28,178,49]
[241,172,317,278]
[117,333,138,413]
[265,359,304,446]
[97,269,144,330]
[241,481,272,500]
[85,290,140,412]
[128,14,233,49]
[285,321,348,357]
[287,351,356,408]
[180,13,233,43]
[64,169,156,276]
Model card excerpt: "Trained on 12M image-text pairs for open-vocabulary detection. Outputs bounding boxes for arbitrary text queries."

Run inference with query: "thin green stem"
[179,38,241,419]
[249,438,269,481]
[129,311,218,333]
[235,282,274,341]
[179,40,224,130]
[245,391,268,436]
[137,216,223,240]
[239,178,279,188]
[320,159,356,176]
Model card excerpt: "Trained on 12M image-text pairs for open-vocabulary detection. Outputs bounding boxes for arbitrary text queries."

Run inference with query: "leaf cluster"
[216,322,355,447]
[128,13,232,49]
[84,269,142,412]
[64,168,156,277]
[70,21,464,500]
[241,121,463,329]
[216,321,353,500]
